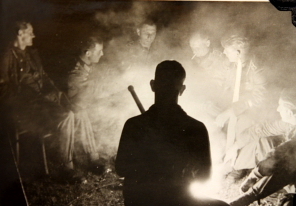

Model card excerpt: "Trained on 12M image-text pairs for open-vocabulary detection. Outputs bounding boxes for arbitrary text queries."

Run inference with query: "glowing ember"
[189,180,218,200]
[189,164,234,202]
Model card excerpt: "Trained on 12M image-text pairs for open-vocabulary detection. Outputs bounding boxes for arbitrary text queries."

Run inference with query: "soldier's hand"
[215,108,233,127]
[44,91,60,103]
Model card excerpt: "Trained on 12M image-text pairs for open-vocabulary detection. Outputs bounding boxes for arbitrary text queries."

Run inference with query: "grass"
[23,167,124,206]
[17,143,286,206]
[21,165,286,206]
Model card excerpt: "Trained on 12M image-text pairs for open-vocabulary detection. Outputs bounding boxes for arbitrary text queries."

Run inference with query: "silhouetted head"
[277,87,296,125]
[150,60,186,104]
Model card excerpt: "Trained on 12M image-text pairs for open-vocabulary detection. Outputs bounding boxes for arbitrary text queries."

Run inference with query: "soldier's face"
[189,37,210,58]
[223,46,239,63]
[137,24,157,49]
[19,24,35,47]
[88,43,104,64]
[277,98,296,124]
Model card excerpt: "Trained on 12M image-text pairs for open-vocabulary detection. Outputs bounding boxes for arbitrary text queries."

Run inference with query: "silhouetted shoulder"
[182,113,208,130]
[124,113,147,127]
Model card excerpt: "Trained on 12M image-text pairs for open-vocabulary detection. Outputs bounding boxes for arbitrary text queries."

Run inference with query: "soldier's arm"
[67,71,95,111]
[232,60,267,116]
[258,138,296,175]
[30,49,62,101]
[0,50,14,99]
[236,120,292,149]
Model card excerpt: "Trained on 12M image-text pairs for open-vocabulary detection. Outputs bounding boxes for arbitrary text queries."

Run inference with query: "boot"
[230,190,258,206]
[240,167,262,193]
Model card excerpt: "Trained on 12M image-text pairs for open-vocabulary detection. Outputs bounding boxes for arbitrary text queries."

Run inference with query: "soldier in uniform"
[230,87,296,206]
[189,31,231,118]
[0,21,63,135]
[216,35,268,179]
[0,20,65,204]
[58,36,104,172]
[189,31,228,85]
[126,19,157,66]
[116,20,159,118]
[188,31,230,167]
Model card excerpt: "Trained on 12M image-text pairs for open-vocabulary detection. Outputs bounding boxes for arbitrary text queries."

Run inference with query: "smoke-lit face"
[87,43,104,64]
[223,46,239,63]
[19,23,35,47]
[277,98,296,125]
[189,36,210,58]
[137,24,157,49]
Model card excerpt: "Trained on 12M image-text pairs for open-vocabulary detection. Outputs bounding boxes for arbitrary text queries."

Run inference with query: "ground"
[21,159,287,206]
[24,168,124,206]
[11,135,287,206]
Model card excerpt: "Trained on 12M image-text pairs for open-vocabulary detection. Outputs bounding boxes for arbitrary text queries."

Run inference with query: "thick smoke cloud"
[3,1,296,161]
[83,2,296,159]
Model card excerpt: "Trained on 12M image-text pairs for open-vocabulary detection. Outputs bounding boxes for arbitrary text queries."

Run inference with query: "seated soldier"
[115,60,229,206]
[58,36,104,173]
[126,19,157,66]
[189,30,228,85]
[230,87,296,206]
[216,35,267,180]
[0,21,64,136]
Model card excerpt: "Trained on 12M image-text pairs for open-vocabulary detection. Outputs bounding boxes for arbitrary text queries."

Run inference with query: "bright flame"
[189,181,212,199]
[189,179,221,200]
[189,163,228,201]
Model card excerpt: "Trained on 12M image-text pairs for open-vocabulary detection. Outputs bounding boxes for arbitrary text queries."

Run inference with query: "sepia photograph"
[1,0,296,205]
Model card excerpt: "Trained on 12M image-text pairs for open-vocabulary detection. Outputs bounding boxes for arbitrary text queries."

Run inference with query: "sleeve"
[115,119,142,178]
[236,120,292,148]
[258,137,296,175]
[232,59,267,116]
[34,51,60,97]
[67,70,96,111]
[0,50,15,99]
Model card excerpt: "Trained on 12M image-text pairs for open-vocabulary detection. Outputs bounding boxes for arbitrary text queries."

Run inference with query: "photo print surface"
[1,1,296,206]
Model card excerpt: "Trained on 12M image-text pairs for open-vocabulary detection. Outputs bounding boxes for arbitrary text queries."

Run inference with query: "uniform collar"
[194,48,212,64]
[137,40,151,52]
[78,58,92,73]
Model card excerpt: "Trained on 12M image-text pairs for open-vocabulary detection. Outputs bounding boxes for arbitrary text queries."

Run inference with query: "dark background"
[1,1,296,205]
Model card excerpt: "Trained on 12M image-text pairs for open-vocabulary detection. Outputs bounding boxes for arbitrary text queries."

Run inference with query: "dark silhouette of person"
[115,60,229,206]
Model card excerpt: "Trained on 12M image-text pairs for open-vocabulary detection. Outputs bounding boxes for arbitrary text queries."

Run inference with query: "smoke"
[5,1,296,179]
[59,2,296,162]
[2,1,296,200]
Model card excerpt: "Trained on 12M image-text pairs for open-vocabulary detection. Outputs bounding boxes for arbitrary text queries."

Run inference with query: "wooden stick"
[226,58,242,152]
[128,85,145,114]
[41,136,49,175]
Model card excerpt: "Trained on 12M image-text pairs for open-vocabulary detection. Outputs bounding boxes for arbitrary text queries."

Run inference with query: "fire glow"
[189,163,226,201]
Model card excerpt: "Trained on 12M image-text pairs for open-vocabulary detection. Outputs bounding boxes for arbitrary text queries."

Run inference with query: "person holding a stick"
[116,60,229,206]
